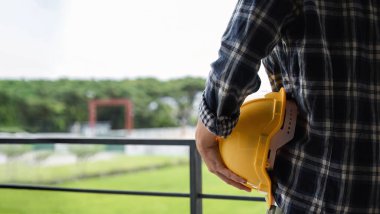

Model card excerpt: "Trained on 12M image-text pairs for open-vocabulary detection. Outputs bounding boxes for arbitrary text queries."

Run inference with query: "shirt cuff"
[198,93,239,137]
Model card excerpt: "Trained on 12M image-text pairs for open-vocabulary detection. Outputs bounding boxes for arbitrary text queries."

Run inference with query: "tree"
[0,77,206,132]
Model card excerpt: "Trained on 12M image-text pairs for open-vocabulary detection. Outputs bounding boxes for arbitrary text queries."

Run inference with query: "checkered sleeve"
[199,0,298,137]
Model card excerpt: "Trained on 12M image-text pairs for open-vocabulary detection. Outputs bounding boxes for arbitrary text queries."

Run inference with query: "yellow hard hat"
[217,88,297,207]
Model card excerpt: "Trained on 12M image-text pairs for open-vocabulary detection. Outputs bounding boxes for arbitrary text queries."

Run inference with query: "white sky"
[0,0,270,89]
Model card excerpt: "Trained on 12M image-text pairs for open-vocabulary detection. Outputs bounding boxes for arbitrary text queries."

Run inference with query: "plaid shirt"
[199,0,380,213]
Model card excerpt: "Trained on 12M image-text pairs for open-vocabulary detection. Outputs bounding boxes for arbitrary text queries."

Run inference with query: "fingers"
[218,167,246,184]
[215,171,251,192]
[200,146,251,192]
[209,163,251,192]
[195,119,251,192]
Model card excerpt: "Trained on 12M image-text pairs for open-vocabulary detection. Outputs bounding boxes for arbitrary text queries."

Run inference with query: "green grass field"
[0,157,267,214]
[0,155,184,184]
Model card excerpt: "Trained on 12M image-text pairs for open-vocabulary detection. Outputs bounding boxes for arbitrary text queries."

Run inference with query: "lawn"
[0,157,267,214]
[0,155,185,184]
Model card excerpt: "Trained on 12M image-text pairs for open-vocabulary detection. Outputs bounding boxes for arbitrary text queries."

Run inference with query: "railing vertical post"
[189,141,202,214]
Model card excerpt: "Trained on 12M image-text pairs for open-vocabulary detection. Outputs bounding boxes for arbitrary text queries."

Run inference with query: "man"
[195,0,380,213]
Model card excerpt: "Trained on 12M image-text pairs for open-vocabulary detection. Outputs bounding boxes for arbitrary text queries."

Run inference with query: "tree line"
[0,77,205,133]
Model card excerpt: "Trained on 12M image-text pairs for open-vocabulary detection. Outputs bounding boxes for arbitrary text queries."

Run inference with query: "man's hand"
[195,119,251,192]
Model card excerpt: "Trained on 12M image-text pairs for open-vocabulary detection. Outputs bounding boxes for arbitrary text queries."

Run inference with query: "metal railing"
[0,137,265,214]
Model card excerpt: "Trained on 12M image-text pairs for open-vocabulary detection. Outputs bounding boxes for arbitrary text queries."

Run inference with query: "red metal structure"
[88,99,133,131]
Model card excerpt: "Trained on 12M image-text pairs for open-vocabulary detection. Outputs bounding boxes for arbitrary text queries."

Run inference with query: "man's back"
[197,0,380,213]
[263,1,380,213]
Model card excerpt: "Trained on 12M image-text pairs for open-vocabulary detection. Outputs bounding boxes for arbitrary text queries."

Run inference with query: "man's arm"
[196,0,298,190]
[200,0,298,137]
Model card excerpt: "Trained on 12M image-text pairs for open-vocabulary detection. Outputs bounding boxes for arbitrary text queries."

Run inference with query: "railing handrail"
[0,137,194,146]
[0,137,265,214]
